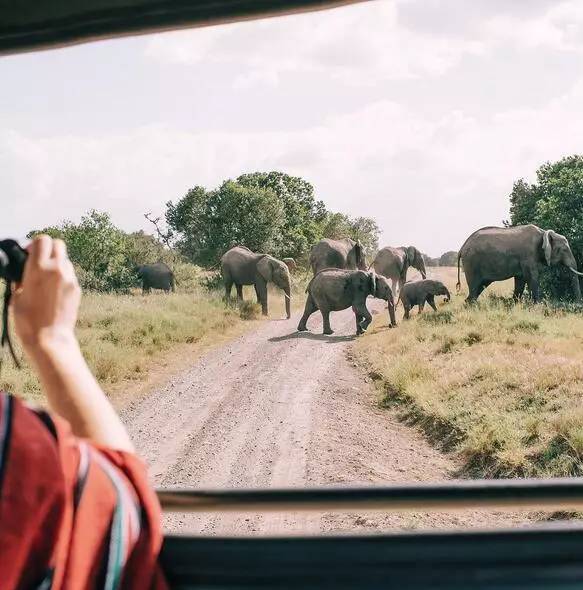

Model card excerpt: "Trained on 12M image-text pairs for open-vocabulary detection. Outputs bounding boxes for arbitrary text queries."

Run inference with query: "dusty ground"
[123,295,529,535]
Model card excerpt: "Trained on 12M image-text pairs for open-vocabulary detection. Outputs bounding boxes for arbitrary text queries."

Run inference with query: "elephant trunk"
[569,267,582,300]
[283,279,291,319]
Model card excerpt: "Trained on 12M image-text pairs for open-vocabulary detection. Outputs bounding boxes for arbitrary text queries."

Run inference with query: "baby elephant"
[297,269,397,336]
[399,279,451,319]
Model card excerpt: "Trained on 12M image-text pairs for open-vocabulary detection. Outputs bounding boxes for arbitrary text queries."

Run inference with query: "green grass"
[354,267,583,478]
[2,272,308,406]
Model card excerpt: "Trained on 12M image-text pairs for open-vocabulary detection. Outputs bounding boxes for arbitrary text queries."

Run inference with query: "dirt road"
[123,302,526,535]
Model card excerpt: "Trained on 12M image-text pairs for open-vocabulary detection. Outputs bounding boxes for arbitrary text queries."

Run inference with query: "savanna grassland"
[1,271,309,407]
[355,267,583,479]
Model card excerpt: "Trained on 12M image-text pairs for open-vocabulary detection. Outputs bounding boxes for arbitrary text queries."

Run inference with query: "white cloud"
[144,1,485,85]
[4,79,583,254]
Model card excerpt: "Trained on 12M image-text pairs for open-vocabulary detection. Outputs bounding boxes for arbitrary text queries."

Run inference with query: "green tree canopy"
[29,210,136,292]
[166,171,381,266]
[508,154,583,298]
[439,251,458,266]
[236,171,326,260]
[166,180,284,265]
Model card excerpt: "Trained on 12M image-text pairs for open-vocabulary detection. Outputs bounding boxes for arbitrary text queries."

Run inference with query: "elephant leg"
[353,301,372,334]
[418,301,425,314]
[527,278,541,303]
[236,284,244,301]
[254,284,261,304]
[321,309,334,335]
[298,295,317,331]
[513,277,526,300]
[224,279,233,301]
[468,279,489,302]
[403,302,411,319]
[256,278,268,315]
[427,295,437,312]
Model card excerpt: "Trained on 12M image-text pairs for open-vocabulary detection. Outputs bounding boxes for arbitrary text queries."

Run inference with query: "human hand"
[11,235,80,354]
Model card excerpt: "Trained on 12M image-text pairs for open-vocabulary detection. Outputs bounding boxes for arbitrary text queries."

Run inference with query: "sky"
[2,0,583,256]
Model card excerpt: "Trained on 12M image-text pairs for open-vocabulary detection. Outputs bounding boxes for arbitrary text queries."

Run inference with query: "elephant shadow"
[269,331,356,344]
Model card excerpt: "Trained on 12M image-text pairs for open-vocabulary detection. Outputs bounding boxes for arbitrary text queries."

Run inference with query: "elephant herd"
[138,223,582,337]
[220,237,446,336]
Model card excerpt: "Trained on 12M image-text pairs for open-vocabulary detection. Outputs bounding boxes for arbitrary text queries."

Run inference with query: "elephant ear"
[542,230,553,266]
[368,271,377,296]
[256,255,273,282]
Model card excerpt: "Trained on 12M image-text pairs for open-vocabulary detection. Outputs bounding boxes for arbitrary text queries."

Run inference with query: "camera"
[0,239,27,282]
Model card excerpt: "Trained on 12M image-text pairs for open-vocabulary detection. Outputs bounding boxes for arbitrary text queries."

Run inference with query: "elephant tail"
[456,251,462,293]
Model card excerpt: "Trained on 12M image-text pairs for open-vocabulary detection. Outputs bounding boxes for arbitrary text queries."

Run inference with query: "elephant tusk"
[569,267,583,277]
[283,293,291,300]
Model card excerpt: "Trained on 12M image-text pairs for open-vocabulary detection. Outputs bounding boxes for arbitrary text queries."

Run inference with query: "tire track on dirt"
[123,302,529,534]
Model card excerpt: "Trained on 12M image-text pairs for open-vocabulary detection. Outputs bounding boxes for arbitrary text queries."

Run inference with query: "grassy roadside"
[354,267,583,479]
[2,274,308,407]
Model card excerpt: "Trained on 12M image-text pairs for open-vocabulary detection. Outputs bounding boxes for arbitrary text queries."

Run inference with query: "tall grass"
[355,268,583,478]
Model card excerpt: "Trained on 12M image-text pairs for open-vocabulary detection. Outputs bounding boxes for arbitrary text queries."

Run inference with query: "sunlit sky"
[2,0,583,256]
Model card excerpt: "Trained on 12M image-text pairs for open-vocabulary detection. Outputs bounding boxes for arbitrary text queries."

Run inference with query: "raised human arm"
[11,235,134,452]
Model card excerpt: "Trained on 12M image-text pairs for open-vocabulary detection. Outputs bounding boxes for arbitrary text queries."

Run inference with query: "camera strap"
[2,285,20,369]
[0,241,27,370]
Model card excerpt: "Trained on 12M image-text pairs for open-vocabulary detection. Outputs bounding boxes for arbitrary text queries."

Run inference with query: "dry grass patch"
[355,267,583,478]
[1,274,308,406]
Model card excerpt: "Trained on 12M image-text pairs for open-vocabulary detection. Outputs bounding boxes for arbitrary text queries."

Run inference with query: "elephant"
[398,279,450,319]
[309,238,366,275]
[136,262,175,294]
[297,269,397,335]
[221,246,291,318]
[457,224,583,303]
[282,257,297,272]
[371,246,427,294]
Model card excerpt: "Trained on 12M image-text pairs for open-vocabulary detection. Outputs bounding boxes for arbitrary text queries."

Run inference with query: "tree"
[29,210,136,292]
[508,155,583,298]
[349,216,380,259]
[439,251,458,266]
[236,171,326,260]
[166,180,284,265]
[165,171,382,267]
[165,186,208,262]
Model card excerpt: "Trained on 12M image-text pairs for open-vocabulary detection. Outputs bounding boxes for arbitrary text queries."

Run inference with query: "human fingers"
[28,235,53,268]
[51,238,68,262]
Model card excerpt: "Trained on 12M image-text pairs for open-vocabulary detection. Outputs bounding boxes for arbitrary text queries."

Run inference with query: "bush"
[30,210,180,293]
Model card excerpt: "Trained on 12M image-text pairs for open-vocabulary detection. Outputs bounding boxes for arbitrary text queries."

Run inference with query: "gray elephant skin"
[297,269,397,336]
[398,279,450,319]
[282,257,297,272]
[371,246,427,293]
[457,225,583,302]
[221,246,291,319]
[137,262,175,294]
[309,238,366,274]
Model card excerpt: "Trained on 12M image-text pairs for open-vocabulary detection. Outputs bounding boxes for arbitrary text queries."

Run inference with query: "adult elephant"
[371,246,426,294]
[457,225,583,302]
[221,246,291,319]
[309,238,366,275]
[297,269,396,335]
[137,262,175,294]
